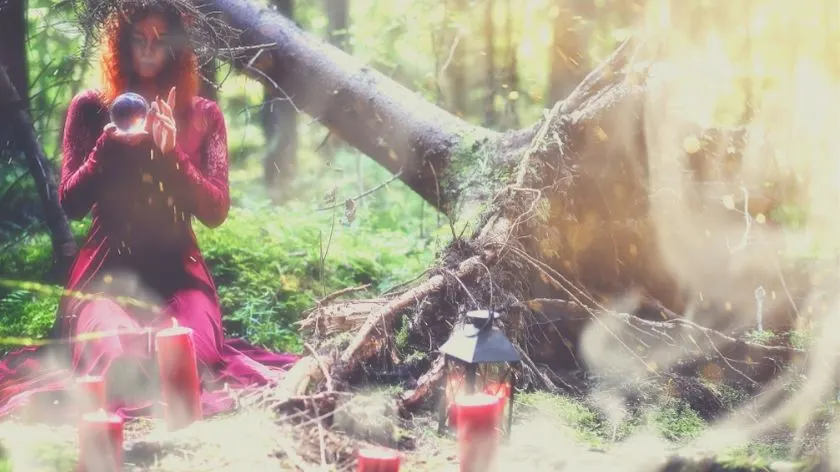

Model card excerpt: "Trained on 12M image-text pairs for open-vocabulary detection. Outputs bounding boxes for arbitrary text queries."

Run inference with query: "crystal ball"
[110,92,149,132]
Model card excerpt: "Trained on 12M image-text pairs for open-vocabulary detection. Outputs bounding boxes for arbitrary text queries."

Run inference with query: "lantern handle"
[461,308,499,336]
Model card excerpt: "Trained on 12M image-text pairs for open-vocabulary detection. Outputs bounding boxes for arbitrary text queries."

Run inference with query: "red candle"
[78,409,123,472]
[454,393,502,472]
[155,323,203,430]
[75,375,106,415]
[357,447,401,472]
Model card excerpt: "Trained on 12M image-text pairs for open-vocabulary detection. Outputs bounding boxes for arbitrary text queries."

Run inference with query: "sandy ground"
[0,391,812,472]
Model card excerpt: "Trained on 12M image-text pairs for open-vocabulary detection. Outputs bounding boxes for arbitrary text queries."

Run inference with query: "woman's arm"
[166,101,230,228]
[59,90,112,220]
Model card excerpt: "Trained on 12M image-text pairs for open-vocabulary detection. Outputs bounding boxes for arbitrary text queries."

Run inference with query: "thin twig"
[315,169,404,211]
[312,401,328,468]
[315,284,372,306]
[442,268,480,310]
[305,343,335,392]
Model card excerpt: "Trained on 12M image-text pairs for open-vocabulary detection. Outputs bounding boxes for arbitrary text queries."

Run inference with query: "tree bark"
[325,0,350,51]
[446,0,468,118]
[483,0,496,127]
[261,0,299,199]
[204,0,514,217]
[0,63,77,277]
[0,0,28,112]
[546,0,592,104]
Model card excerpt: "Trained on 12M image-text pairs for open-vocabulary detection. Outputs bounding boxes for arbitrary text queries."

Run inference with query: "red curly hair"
[99,2,198,120]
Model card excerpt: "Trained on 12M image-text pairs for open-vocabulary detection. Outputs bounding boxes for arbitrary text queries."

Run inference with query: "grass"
[511,391,806,471]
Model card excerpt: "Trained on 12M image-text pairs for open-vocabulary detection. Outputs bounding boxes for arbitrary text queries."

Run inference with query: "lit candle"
[357,447,401,472]
[155,319,202,430]
[75,375,106,415]
[454,393,502,472]
[78,409,123,472]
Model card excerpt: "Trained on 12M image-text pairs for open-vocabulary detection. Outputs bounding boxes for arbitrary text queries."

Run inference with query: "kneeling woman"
[0,1,298,421]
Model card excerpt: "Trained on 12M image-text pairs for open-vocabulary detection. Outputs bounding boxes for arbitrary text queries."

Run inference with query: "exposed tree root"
[279,36,808,422]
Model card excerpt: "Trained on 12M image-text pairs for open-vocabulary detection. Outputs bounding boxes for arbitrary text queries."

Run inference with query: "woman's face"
[130,14,170,80]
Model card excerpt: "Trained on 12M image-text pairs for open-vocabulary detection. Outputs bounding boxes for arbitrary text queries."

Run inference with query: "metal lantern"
[437,309,521,436]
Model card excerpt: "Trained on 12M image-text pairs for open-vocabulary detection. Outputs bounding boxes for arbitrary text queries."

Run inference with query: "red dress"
[0,89,298,422]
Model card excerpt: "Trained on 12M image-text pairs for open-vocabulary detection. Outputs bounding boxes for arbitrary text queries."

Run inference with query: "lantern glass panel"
[442,360,515,431]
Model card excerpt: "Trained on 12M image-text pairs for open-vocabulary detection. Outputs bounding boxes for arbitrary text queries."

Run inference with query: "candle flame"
[171,317,178,328]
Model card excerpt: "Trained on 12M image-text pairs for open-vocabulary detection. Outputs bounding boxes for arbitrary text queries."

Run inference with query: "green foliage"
[0,290,59,342]
[517,392,707,447]
[649,399,707,442]
[0,222,90,347]
[196,197,433,352]
[0,192,436,354]
[744,328,779,345]
[517,391,608,446]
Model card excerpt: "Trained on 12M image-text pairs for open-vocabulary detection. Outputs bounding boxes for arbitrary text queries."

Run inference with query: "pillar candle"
[75,375,106,415]
[78,409,123,472]
[155,324,202,430]
[357,447,401,472]
[454,393,502,472]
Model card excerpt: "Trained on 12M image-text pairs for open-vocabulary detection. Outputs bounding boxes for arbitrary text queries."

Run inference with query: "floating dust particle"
[594,126,608,141]
[683,135,701,154]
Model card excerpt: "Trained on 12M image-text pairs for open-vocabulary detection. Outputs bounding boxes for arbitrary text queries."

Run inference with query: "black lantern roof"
[438,310,521,364]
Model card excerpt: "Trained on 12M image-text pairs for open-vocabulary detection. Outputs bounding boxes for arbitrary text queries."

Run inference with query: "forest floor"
[0,386,826,471]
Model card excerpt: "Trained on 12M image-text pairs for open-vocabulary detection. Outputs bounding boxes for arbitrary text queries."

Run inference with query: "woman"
[0,1,297,421]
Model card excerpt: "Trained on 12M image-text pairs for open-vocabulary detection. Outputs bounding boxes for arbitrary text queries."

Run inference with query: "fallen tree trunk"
[204,0,537,218]
[0,62,77,280]
[191,0,814,418]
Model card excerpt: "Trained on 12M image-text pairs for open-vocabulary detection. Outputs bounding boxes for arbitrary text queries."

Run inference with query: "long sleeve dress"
[0,89,298,422]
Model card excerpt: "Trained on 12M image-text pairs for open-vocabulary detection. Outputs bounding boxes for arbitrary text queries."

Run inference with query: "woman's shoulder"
[68,89,107,111]
[191,95,222,115]
[188,96,225,134]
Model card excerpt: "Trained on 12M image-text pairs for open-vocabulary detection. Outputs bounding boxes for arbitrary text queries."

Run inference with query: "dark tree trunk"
[447,0,468,117]
[321,0,352,159]
[325,0,350,51]
[0,0,28,111]
[502,0,519,128]
[483,0,496,127]
[261,0,299,200]
[546,0,593,104]
[0,63,77,278]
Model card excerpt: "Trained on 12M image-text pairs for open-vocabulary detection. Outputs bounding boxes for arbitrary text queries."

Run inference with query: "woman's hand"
[103,122,149,146]
[151,87,178,155]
